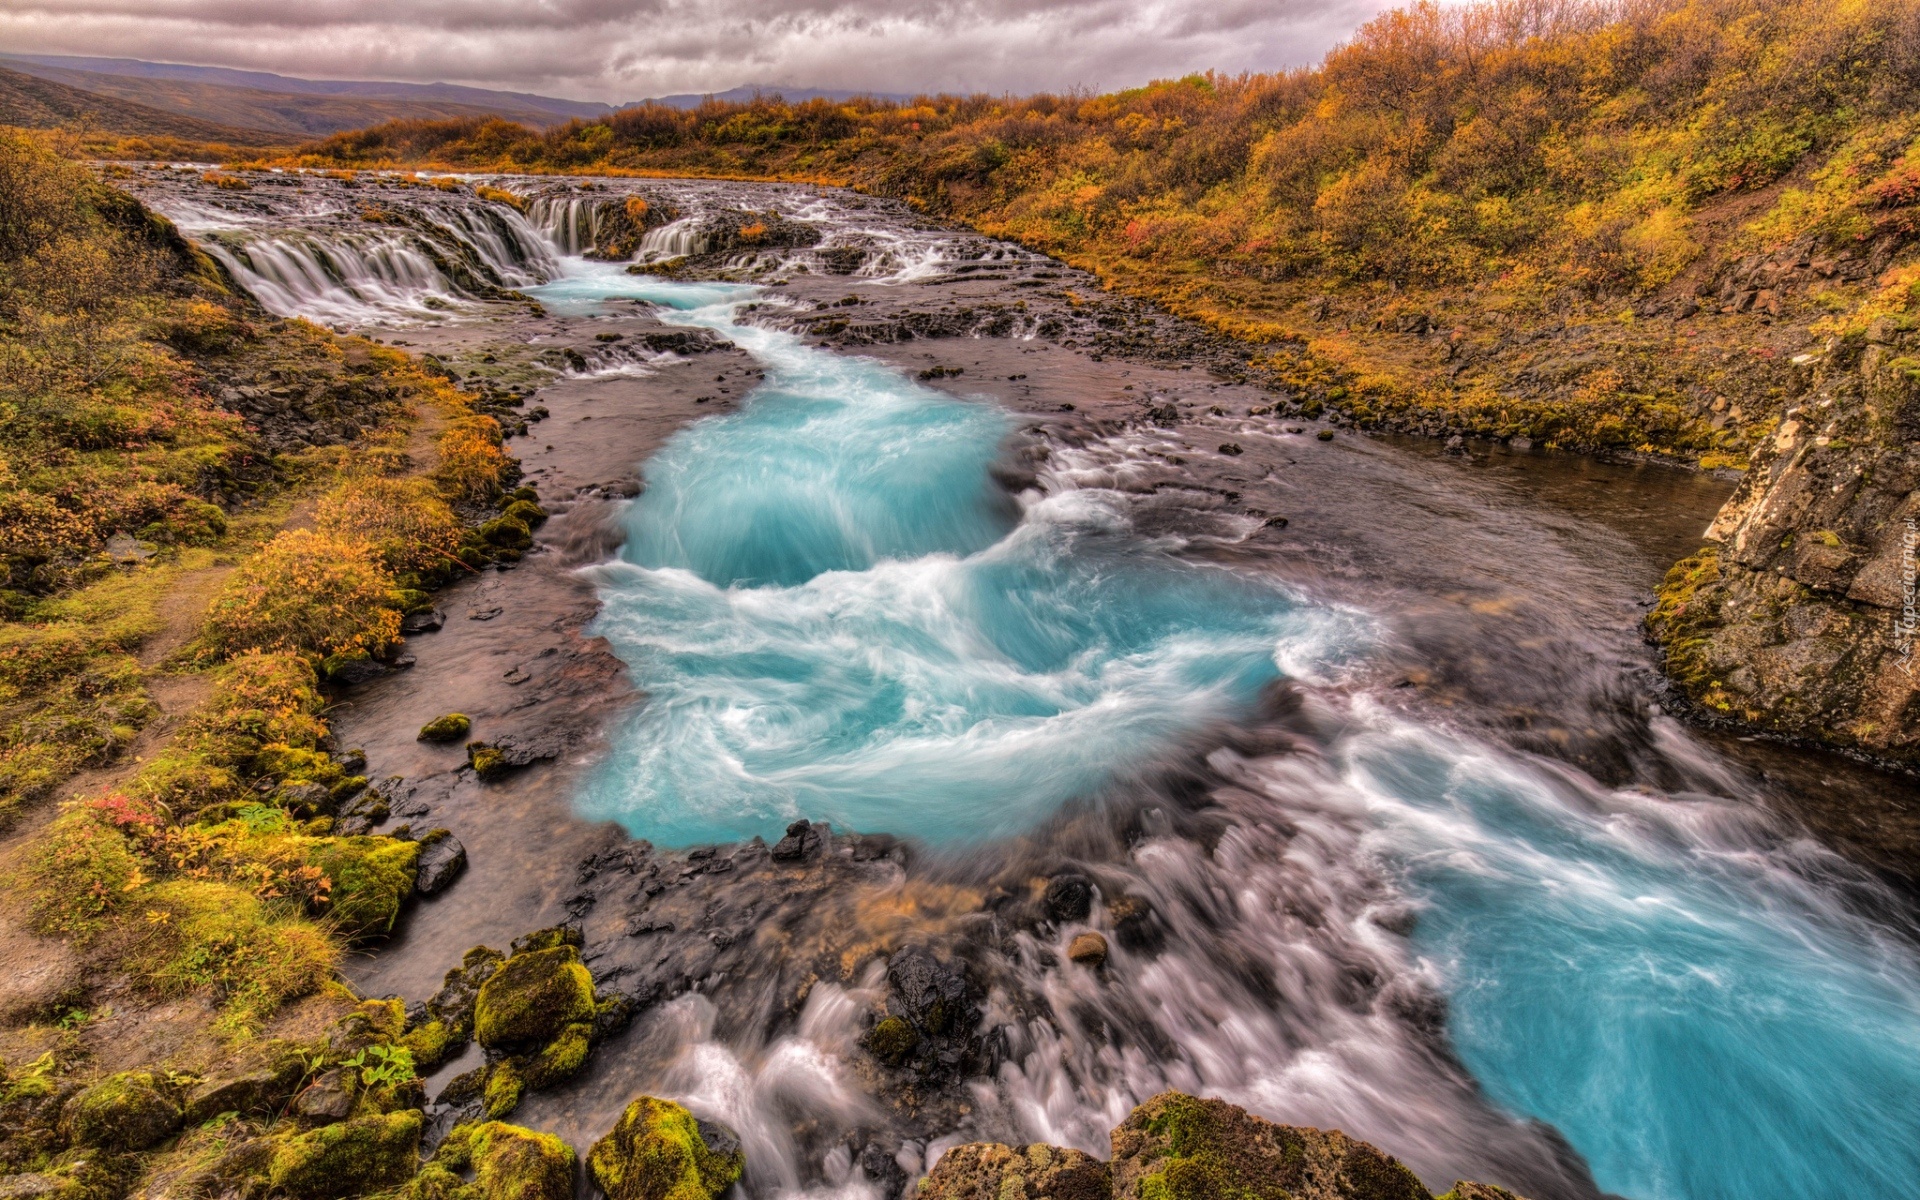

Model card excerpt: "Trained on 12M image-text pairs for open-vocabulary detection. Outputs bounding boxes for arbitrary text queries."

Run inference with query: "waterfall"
[635,217,709,262]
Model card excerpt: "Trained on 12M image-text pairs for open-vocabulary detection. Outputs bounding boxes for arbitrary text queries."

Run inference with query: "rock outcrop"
[921,1092,1525,1200]
[1650,315,1920,762]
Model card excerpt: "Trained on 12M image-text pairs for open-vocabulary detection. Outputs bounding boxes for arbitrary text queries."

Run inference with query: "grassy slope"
[0,126,532,1082]
[0,67,278,148]
[272,0,1920,463]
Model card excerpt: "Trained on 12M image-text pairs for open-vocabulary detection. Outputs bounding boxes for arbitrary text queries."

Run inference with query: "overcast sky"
[0,0,1391,103]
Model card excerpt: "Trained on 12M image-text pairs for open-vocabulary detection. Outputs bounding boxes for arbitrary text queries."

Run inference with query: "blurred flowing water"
[546,263,1920,1200]
[132,170,1920,1200]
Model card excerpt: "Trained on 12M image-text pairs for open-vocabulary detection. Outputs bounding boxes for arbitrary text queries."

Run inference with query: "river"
[128,165,1920,1200]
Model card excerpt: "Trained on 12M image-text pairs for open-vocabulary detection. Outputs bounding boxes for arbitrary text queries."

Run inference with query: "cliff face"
[1649,316,1920,762]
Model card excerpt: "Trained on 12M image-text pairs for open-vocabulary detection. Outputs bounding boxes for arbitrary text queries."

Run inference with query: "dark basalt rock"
[770,819,824,862]
[400,608,445,634]
[1042,874,1094,923]
[414,830,468,895]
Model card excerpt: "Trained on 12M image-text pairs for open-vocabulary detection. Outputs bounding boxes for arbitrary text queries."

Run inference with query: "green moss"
[1645,547,1726,697]
[1129,1093,1301,1200]
[59,1070,182,1152]
[523,1021,593,1091]
[307,835,421,937]
[477,516,532,551]
[418,713,472,743]
[467,742,507,780]
[501,500,547,529]
[268,1110,422,1200]
[866,1016,919,1066]
[587,1096,743,1200]
[473,946,595,1051]
[402,1018,455,1069]
[443,1121,577,1200]
[482,1061,524,1120]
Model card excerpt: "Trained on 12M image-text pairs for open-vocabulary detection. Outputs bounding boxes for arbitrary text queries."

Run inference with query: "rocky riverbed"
[112,167,1920,1200]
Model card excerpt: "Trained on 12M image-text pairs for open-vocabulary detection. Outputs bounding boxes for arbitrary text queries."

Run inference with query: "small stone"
[414,831,468,895]
[1042,874,1093,923]
[419,713,471,743]
[1067,932,1109,967]
[291,1068,355,1121]
[1316,429,1336,441]
[400,609,445,634]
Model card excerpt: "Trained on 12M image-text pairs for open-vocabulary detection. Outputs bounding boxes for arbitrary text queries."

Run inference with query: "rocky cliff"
[1649,315,1920,763]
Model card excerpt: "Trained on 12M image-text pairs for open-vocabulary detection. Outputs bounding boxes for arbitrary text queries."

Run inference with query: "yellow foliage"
[202,529,401,661]
[317,476,463,573]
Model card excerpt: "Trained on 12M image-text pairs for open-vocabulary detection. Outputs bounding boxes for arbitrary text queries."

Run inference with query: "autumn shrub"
[317,476,464,574]
[202,530,401,661]
[434,414,511,501]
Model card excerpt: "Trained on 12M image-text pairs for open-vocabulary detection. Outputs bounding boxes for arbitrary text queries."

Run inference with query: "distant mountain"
[0,65,279,144]
[639,85,920,110]
[0,55,613,122]
[0,56,928,139]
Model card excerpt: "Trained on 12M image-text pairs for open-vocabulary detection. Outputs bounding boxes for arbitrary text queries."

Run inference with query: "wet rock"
[919,1142,1111,1200]
[182,1052,306,1124]
[414,830,468,896]
[417,714,471,743]
[770,819,823,862]
[1316,430,1336,441]
[1444,434,1467,455]
[859,1142,909,1199]
[466,731,569,780]
[886,947,970,1036]
[1110,1092,1433,1200]
[59,1072,180,1152]
[587,1096,744,1200]
[292,1068,356,1121]
[400,609,446,634]
[1042,874,1093,923]
[428,946,506,1041]
[268,1110,421,1199]
[1066,933,1109,967]
[323,653,387,687]
[474,947,594,1054]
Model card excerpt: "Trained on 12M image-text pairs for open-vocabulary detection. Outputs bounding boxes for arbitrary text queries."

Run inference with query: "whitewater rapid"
[133,171,1920,1200]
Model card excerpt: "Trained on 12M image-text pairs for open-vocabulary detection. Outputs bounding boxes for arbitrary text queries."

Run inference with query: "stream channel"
[128,167,1920,1200]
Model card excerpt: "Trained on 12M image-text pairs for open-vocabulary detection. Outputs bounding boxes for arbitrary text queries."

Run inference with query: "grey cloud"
[0,0,1385,102]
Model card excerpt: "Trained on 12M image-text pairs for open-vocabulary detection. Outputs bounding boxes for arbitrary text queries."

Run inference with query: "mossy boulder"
[418,714,471,743]
[920,1142,1110,1200]
[435,1120,575,1200]
[473,946,595,1052]
[58,1071,181,1152]
[587,1097,743,1200]
[478,517,531,551]
[1110,1093,1430,1200]
[467,742,507,780]
[267,1110,422,1200]
[501,500,547,530]
[307,836,422,937]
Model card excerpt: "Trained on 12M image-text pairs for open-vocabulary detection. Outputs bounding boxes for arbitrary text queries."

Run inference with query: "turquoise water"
[1346,723,1920,1200]
[546,264,1352,845]
[534,261,1920,1200]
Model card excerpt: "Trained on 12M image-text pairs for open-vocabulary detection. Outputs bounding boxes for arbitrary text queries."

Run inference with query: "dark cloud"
[0,0,1388,103]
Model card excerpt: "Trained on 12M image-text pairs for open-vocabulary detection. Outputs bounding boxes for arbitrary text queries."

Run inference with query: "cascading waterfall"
[192,190,559,323]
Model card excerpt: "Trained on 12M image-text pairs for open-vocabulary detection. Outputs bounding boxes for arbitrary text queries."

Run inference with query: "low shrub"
[202,530,401,662]
[316,476,463,574]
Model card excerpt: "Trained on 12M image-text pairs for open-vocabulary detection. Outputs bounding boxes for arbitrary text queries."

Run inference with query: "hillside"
[0,56,608,135]
[0,65,277,147]
[272,0,1920,761]
[0,54,613,121]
